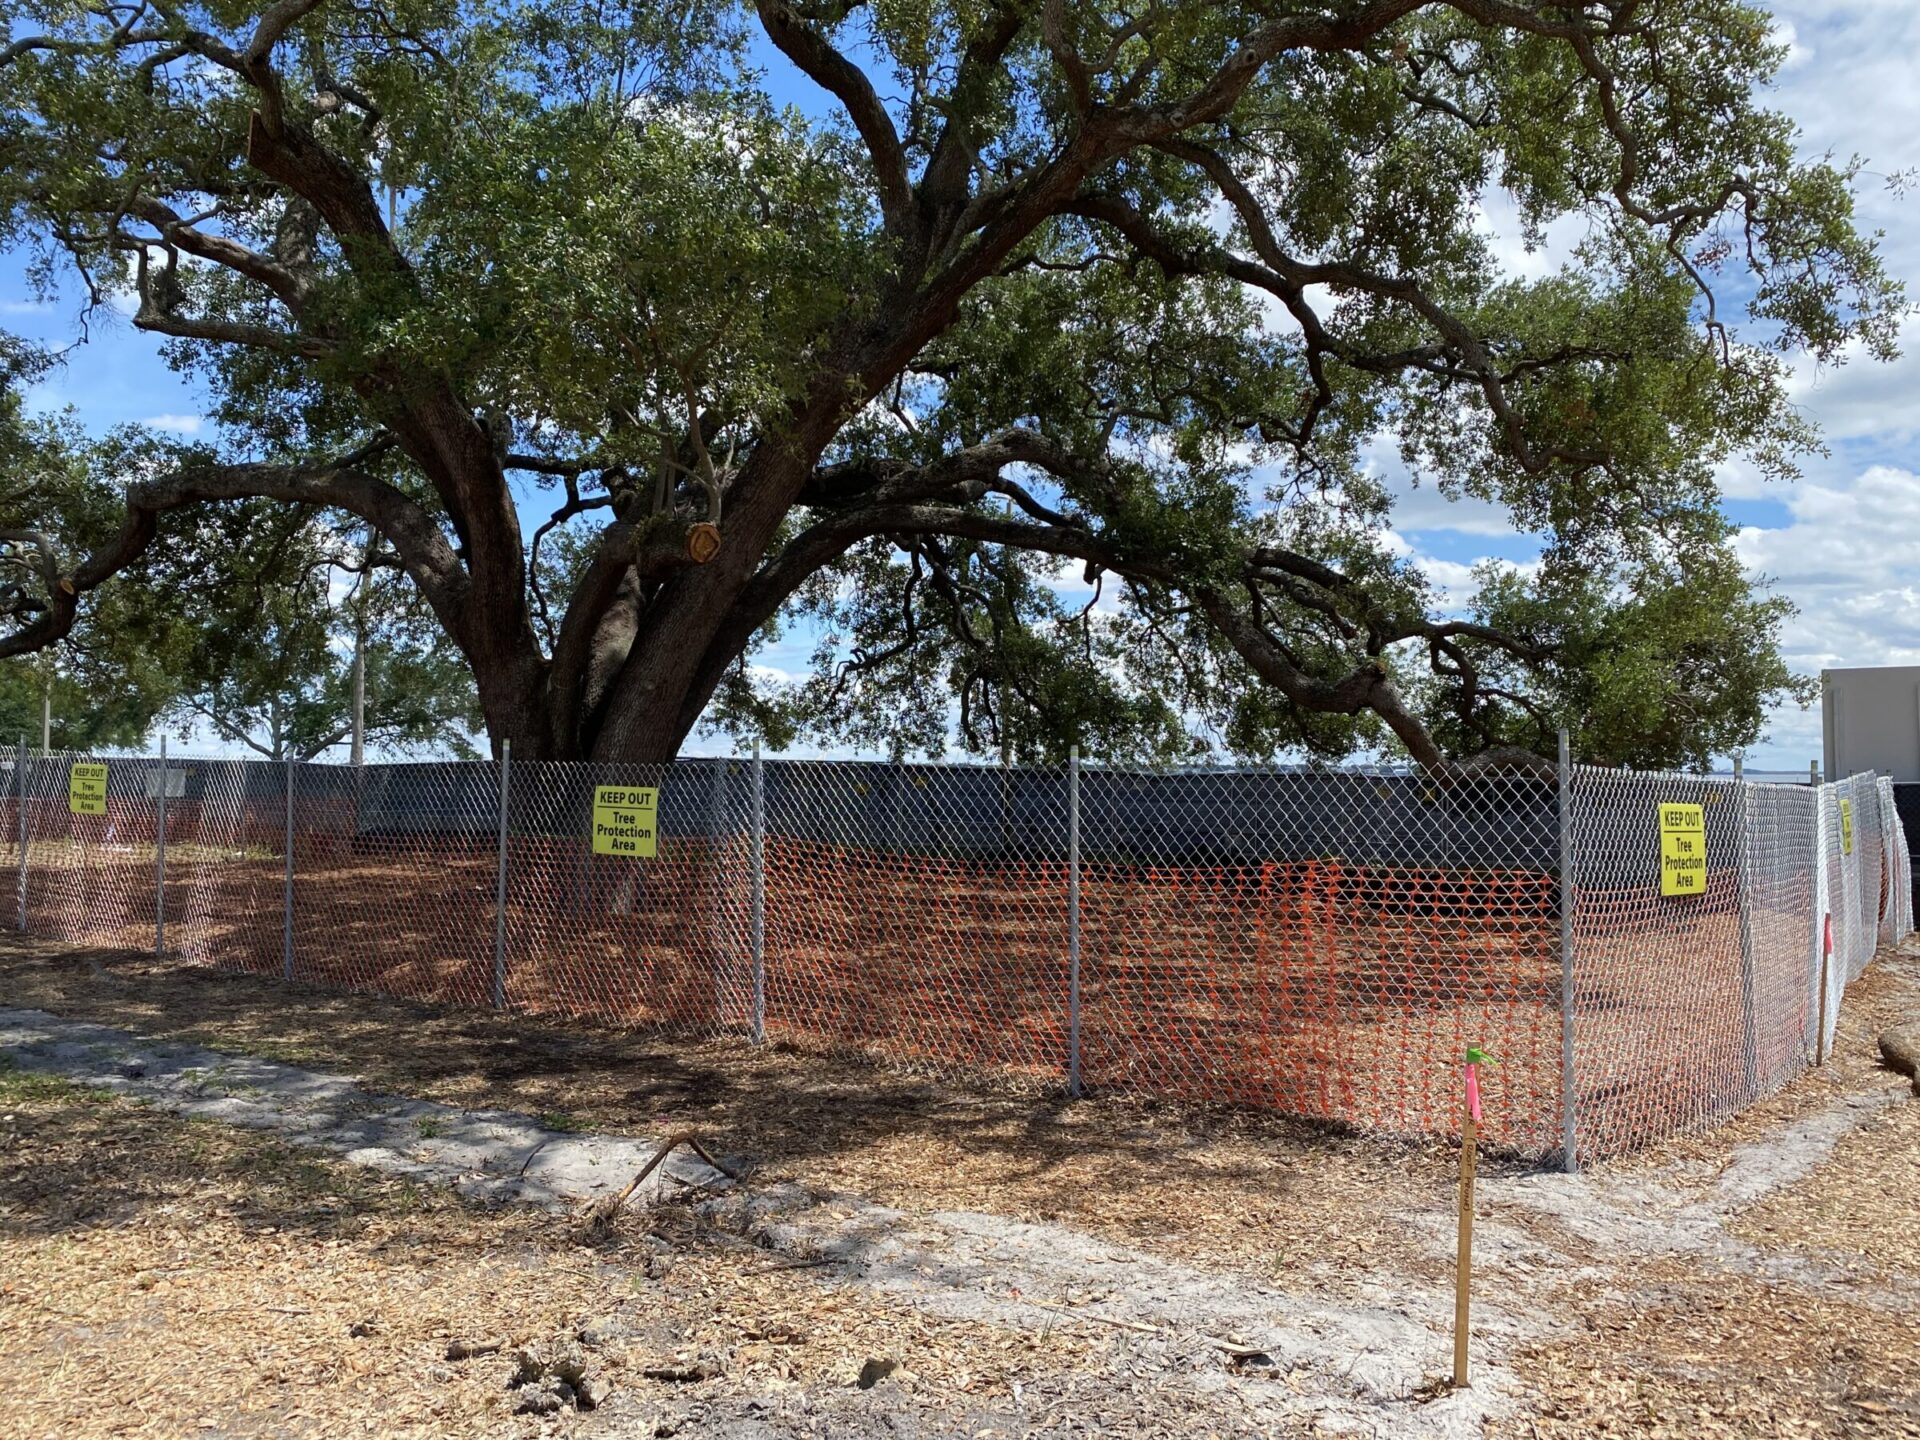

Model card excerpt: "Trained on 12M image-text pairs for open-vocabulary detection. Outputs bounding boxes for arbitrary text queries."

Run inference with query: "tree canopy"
[156,501,484,759]
[0,0,1898,768]
[0,339,480,756]
[0,338,185,747]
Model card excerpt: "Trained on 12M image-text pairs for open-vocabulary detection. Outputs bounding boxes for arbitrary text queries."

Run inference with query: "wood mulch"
[4,932,1919,1437]
[0,1067,1102,1439]
[0,934,1465,1297]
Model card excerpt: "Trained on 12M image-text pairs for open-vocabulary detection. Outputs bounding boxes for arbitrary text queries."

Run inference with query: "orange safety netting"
[2,754,1906,1166]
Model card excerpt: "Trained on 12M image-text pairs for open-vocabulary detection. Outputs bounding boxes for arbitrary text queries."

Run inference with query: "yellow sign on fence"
[1658,802,1706,897]
[591,785,658,858]
[1840,797,1854,856]
[68,761,107,816]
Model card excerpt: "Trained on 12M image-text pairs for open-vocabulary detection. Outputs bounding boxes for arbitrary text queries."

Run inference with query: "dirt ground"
[2,933,1918,1437]
[16,836,1570,1153]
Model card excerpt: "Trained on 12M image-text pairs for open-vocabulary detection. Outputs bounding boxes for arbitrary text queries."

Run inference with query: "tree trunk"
[575,448,821,764]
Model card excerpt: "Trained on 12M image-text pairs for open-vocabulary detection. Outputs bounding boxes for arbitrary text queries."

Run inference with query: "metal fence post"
[750,739,765,1044]
[1809,780,1828,1061]
[15,735,27,933]
[1732,755,1759,1097]
[154,734,168,957]
[1067,744,1082,1098]
[282,757,295,981]
[707,756,730,1029]
[1558,728,1577,1172]
[492,739,511,1010]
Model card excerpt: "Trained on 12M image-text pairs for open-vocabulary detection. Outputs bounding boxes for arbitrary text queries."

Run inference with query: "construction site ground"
[0,932,1915,1438]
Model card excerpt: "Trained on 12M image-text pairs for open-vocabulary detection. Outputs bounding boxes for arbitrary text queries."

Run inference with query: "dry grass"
[0,933,1465,1295]
[0,1066,1099,1439]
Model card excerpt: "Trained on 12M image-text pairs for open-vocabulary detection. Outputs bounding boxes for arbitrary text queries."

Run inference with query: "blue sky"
[5,2,1918,769]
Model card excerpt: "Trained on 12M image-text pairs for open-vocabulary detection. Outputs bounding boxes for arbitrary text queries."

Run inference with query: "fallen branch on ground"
[576,1131,739,1241]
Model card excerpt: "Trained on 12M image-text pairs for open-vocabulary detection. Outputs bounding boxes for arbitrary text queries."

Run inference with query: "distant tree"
[0,338,185,748]
[0,334,478,757]
[0,0,1899,767]
[161,505,483,760]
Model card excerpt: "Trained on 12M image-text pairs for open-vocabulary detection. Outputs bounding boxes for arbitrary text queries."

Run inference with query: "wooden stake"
[1453,1105,1478,1387]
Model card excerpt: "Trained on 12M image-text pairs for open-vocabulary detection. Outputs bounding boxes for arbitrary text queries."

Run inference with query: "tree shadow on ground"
[0,934,1484,1280]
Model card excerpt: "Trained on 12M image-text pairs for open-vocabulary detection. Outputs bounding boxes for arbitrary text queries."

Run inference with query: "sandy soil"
[1,932,1916,1437]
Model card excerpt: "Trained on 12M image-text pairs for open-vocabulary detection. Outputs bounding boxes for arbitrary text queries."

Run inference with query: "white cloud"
[1713,455,1788,503]
[1732,464,1920,764]
[1734,465,1920,594]
[1768,19,1812,71]
[1782,318,1920,449]
[1471,189,1591,283]
[141,413,203,434]
[1413,554,1480,610]
[1360,433,1520,537]
[1766,4,1920,278]
[1375,525,1539,613]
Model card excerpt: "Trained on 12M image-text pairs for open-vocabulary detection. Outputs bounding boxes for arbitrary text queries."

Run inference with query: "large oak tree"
[0,0,1898,766]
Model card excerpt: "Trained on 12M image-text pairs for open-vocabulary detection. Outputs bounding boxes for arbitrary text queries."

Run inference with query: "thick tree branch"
[0,459,466,661]
[128,196,312,311]
[755,0,913,238]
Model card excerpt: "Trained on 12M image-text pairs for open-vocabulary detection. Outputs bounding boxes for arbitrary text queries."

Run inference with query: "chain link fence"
[1,741,1906,1165]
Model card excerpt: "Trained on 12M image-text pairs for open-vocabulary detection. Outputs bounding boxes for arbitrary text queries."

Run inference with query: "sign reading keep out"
[1658,802,1706,897]
[591,785,658,858]
[68,762,108,816]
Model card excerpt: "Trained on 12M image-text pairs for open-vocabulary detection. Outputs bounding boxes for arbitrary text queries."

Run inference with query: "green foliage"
[0,340,477,757]
[0,347,187,747]
[1450,544,1815,770]
[161,518,484,762]
[0,0,1902,768]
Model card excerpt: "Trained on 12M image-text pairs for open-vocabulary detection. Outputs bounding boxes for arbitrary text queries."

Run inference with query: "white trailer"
[1822,665,1920,782]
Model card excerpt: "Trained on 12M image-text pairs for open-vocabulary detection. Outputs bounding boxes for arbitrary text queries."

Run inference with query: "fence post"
[750,739,765,1044]
[1809,780,1828,1060]
[154,734,168,958]
[1067,744,1082,1098]
[1558,728,1577,1173]
[493,739,511,1010]
[282,757,295,981]
[15,734,26,933]
[707,756,731,1029]
[1732,755,1758,1097]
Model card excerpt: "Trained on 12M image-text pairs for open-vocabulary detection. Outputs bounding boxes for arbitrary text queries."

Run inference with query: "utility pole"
[350,526,369,767]
[349,635,365,765]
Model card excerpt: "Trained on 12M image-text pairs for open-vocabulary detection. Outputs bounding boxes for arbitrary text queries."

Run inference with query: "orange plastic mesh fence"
[1,748,1907,1165]
[504,760,747,1031]
[1560,767,1894,1162]
[1072,860,1562,1153]
[761,838,1072,1075]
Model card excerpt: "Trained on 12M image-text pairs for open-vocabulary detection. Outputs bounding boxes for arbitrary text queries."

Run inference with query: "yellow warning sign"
[68,761,107,816]
[1840,798,1854,856]
[591,785,657,858]
[1658,802,1706,897]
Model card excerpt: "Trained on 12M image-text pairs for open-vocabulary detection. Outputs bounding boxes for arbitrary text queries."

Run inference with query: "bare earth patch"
[0,934,1466,1293]
[2,933,1918,1436]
